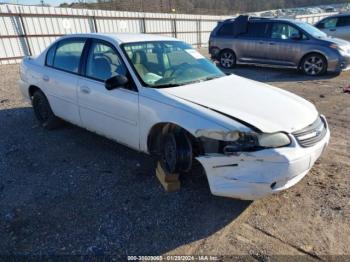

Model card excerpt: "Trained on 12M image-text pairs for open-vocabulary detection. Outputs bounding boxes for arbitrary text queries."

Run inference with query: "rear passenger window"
[46,44,56,66]
[53,39,85,73]
[217,23,234,36]
[337,16,350,27]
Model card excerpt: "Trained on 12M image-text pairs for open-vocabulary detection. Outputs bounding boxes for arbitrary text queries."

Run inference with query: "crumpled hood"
[160,74,318,133]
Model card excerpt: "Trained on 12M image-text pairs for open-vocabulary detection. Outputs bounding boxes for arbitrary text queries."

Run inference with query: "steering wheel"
[168,63,192,78]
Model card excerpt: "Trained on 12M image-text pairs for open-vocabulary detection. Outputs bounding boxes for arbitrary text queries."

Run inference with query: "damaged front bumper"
[196,125,330,200]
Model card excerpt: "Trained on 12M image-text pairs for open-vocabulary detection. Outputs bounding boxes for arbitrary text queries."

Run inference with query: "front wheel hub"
[161,132,192,174]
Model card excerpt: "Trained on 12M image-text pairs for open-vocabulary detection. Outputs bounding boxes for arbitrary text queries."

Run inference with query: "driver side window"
[271,23,301,40]
[86,41,127,82]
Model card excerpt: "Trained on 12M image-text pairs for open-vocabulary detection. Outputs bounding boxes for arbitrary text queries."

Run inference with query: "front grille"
[293,117,327,148]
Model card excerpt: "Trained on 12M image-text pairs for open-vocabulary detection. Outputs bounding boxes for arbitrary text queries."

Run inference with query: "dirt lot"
[0,56,349,260]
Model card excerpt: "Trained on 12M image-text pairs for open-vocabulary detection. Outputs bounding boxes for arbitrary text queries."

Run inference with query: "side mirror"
[105,75,129,90]
[291,33,302,40]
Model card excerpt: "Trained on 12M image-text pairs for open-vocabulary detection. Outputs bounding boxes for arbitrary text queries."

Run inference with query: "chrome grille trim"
[293,117,327,148]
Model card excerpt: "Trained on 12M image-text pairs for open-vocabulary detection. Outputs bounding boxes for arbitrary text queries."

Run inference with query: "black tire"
[159,131,192,174]
[32,90,62,130]
[219,49,236,69]
[301,53,327,76]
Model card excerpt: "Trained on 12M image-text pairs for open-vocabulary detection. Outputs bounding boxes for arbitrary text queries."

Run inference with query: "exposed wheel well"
[147,123,202,157]
[28,85,41,99]
[299,52,328,69]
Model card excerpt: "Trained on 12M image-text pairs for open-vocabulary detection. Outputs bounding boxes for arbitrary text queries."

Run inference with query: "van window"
[270,23,301,40]
[217,23,234,36]
[322,18,338,29]
[53,39,85,73]
[243,22,270,38]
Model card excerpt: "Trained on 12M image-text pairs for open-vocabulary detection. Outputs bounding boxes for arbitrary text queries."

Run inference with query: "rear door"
[42,38,86,126]
[235,21,271,63]
[265,22,306,67]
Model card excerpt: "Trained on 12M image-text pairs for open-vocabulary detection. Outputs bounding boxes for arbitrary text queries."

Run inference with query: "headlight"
[198,130,291,155]
[257,133,291,148]
[330,44,348,54]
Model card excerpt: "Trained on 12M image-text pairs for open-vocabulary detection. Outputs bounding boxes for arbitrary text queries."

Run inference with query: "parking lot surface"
[0,54,349,259]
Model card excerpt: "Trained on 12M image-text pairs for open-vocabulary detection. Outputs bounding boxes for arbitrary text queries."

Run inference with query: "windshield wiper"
[203,75,224,81]
[153,75,224,88]
[153,83,184,88]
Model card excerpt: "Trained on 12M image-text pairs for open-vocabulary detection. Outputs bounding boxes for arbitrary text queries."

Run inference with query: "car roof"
[324,12,350,18]
[58,33,179,44]
[223,16,301,24]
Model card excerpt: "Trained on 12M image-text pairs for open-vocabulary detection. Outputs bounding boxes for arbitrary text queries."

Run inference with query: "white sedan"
[18,33,330,200]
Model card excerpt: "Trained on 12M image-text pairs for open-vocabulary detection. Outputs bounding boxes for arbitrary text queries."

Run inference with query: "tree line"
[61,0,347,14]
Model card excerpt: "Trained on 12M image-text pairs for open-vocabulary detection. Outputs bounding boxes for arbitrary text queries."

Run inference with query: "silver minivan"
[209,16,350,76]
[315,13,350,41]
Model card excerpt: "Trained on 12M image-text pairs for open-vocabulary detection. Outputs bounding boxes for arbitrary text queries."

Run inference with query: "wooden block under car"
[156,163,181,192]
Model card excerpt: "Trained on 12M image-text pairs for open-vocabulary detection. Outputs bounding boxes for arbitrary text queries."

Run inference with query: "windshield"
[122,41,225,88]
[296,22,328,39]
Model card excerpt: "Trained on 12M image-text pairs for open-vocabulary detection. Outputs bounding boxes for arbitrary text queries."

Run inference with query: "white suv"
[18,33,330,200]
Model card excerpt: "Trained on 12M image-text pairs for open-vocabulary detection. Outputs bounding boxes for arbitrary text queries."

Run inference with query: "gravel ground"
[0,55,349,260]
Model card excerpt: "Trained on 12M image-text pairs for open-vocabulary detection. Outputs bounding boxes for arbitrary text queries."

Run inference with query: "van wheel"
[32,90,62,130]
[301,54,327,76]
[219,50,236,69]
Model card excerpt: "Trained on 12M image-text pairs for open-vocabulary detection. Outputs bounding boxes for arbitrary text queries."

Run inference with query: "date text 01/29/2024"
[127,255,220,261]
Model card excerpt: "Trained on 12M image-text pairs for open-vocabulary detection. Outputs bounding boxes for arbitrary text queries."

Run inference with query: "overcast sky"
[4,0,81,6]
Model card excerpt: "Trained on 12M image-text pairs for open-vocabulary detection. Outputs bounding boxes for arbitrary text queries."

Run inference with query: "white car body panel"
[77,76,140,150]
[18,33,330,200]
[161,74,318,133]
[197,119,330,200]
[43,67,81,126]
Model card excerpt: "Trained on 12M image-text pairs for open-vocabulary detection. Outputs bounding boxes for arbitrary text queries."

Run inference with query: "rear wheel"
[219,50,236,69]
[301,53,327,76]
[32,90,62,130]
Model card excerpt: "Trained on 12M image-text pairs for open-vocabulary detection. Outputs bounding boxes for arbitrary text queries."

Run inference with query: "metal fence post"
[18,14,32,56]
[197,19,201,48]
[172,19,177,38]
[92,16,98,32]
[141,17,146,33]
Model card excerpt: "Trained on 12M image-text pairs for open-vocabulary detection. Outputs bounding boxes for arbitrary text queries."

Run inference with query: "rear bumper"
[18,79,31,102]
[196,123,330,200]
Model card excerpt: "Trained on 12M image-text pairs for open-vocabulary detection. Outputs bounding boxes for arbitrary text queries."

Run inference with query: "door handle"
[269,42,275,45]
[42,75,50,82]
[330,28,336,32]
[80,86,91,94]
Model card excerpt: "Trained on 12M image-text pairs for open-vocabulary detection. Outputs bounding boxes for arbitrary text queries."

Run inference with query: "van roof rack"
[223,15,270,22]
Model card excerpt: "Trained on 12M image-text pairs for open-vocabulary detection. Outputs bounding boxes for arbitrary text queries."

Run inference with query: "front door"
[77,39,139,150]
[265,22,305,67]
